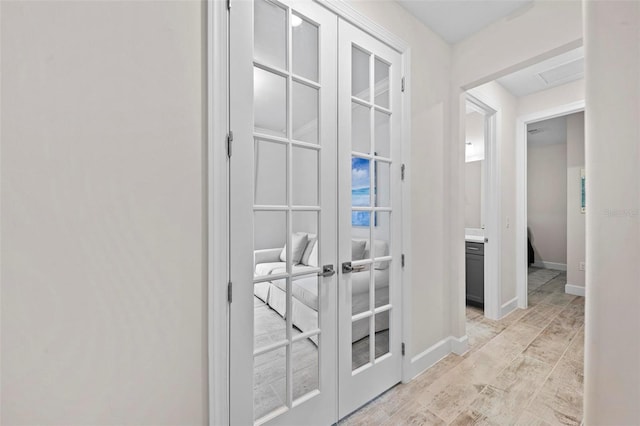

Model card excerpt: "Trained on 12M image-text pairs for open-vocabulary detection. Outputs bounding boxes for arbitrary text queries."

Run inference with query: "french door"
[229,1,402,424]
[229,1,338,424]
[337,20,403,418]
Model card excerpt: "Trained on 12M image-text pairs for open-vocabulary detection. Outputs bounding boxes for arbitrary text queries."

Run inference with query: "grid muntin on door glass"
[252,0,324,422]
[350,43,393,373]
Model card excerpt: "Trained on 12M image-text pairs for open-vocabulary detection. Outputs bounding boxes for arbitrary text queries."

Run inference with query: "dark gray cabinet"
[465,242,484,308]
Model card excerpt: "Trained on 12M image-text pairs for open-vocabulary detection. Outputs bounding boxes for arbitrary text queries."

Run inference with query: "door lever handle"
[319,264,335,277]
[342,262,353,274]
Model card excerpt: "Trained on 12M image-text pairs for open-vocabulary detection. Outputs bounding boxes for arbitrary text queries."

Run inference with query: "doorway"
[228,1,405,424]
[463,94,500,320]
[516,103,585,308]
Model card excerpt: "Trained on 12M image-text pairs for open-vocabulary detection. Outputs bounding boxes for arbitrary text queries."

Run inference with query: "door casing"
[208,1,412,423]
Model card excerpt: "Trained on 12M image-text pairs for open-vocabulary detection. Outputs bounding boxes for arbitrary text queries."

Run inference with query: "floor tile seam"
[522,324,583,417]
[451,347,528,423]
[440,383,488,425]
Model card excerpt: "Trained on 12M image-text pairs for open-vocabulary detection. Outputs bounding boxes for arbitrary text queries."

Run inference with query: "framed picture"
[581,167,586,214]
[351,157,377,227]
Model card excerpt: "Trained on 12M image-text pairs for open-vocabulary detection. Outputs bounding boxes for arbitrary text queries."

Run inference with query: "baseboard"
[565,284,585,297]
[500,297,519,318]
[532,261,567,271]
[408,335,469,380]
[450,335,469,355]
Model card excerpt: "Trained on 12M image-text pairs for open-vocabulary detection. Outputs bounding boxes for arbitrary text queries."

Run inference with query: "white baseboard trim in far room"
[565,284,585,297]
[500,297,519,318]
[408,335,469,380]
[532,261,567,271]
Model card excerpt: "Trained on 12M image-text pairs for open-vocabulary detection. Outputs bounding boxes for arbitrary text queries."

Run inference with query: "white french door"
[337,19,403,418]
[228,1,403,424]
[229,1,338,424]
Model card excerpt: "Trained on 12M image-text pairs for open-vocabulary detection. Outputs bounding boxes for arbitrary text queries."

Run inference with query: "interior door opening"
[463,95,498,320]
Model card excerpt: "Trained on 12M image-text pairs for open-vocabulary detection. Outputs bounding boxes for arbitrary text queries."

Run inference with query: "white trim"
[532,261,567,271]
[407,335,469,380]
[318,0,410,53]
[565,284,585,297]
[465,93,500,321]
[213,1,413,421]
[400,48,413,384]
[208,0,229,425]
[500,297,519,318]
[516,100,585,310]
[450,335,469,355]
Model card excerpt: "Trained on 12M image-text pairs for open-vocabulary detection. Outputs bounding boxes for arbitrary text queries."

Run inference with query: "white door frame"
[464,93,500,320]
[318,0,414,386]
[209,0,229,425]
[209,0,412,422]
[515,100,585,309]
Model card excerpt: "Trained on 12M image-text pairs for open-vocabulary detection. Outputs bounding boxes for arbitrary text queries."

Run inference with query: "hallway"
[341,271,584,425]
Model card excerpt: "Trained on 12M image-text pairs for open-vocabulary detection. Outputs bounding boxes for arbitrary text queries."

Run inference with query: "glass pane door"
[337,19,403,419]
[229,1,337,425]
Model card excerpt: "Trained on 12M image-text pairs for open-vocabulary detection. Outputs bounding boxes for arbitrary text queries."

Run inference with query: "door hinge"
[401,163,405,181]
[401,342,406,356]
[401,77,405,93]
[227,281,233,303]
[401,254,405,268]
[226,131,233,158]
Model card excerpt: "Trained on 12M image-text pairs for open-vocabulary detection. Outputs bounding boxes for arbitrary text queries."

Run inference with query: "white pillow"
[373,240,390,270]
[301,237,317,266]
[279,233,308,264]
[352,240,367,260]
[308,240,318,267]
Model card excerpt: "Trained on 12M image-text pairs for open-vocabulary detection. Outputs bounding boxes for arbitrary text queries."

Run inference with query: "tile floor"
[340,270,584,425]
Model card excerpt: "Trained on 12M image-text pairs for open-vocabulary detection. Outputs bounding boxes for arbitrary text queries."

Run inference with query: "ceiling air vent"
[538,58,584,85]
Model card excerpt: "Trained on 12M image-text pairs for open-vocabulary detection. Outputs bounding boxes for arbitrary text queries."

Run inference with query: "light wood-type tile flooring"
[340,270,584,425]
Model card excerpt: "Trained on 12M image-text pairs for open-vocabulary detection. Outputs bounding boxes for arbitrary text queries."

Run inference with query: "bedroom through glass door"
[228,1,338,425]
[228,1,405,424]
[337,19,403,418]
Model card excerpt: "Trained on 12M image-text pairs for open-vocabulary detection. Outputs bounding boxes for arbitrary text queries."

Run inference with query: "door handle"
[342,262,353,274]
[319,264,335,277]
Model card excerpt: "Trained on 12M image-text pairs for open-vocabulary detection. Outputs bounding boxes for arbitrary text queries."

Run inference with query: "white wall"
[465,111,484,229]
[465,161,482,229]
[452,1,583,89]
[1,2,207,425]
[584,1,640,423]
[517,79,585,117]
[527,141,568,265]
[346,1,453,359]
[566,112,585,288]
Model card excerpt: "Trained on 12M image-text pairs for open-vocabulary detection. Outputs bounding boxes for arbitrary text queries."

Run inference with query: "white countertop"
[465,235,485,243]
[465,228,485,243]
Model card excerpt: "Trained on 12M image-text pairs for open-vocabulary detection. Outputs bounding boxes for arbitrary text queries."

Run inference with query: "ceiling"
[395,0,534,44]
[527,116,567,146]
[496,47,585,97]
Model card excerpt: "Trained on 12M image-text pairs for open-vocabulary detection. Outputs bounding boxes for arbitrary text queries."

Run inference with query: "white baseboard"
[408,335,469,380]
[500,297,519,318]
[532,261,567,271]
[450,335,469,355]
[565,284,585,297]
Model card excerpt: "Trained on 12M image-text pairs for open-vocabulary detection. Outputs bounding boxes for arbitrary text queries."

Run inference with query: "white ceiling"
[496,47,585,97]
[527,116,567,146]
[395,0,534,44]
